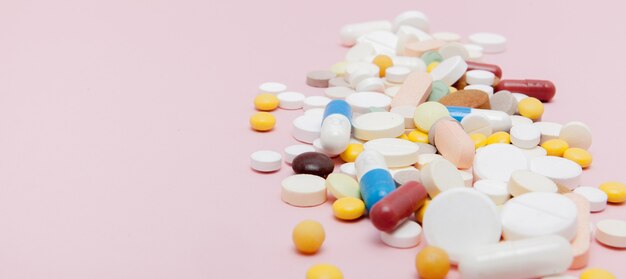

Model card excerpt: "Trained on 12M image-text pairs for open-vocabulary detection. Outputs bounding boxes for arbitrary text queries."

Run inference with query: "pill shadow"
[594,239,626,251]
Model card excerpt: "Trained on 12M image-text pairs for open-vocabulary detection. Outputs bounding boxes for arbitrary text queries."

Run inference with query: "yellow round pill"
[332,197,365,220]
[249,112,276,131]
[415,246,450,279]
[254,93,279,111]
[563,147,592,168]
[518,97,544,121]
[599,182,626,203]
[398,133,410,140]
[427,62,440,73]
[373,54,393,77]
[340,143,363,163]
[292,220,325,254]
[408,130,429,144]
[580,268,617,279]
[541,139,569,157]
[486,131,510,145]
[469,133,488,149]
[306,264,343,279]
[416,199,430,224]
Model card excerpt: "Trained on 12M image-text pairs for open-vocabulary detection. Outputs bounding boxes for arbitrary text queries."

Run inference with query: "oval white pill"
[421,158,464,198]
[473,144,528,182]
[468,32,507,53]
[466,70,495,86]
[423,188,502,263]
[385,66,411,83]
[510,123,541,149]
[474,179,510,205]
[595,219,626,248]
[430,56,468,86]
[284,144,316,164]
[250,150,282,172]
[281,174,327,207]
[573,186,608,212]
[364,138,420,168]
[490,90,518,115]
[277,91,305,109]
[380,220,422,248]
[530,156,582,190]
[559,121,592,150]
[340,162,357,178]
[303,96,331,111]
[345,92,392,113]
[353,112,404,140]
[259,82,286,94]
[392,167,421,185]
[508,170,557,197]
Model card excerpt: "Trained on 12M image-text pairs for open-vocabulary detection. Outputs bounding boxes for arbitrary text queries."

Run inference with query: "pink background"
[1,0,625,278]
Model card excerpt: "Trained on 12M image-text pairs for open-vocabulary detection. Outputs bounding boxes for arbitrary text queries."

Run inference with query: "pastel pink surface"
[0,1,625,279]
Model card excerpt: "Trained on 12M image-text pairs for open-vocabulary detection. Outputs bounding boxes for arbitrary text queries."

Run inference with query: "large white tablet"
[473,144,528,182]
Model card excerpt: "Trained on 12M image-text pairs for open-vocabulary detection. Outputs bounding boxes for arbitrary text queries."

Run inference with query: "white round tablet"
[356,77,385,92]
[474,179,510,205]
[391,105,417,129]
[340,162,357,178]
[534,122,562,144]
[292,114,322,143]
[416,153,443,170]
[364,138,420,167]
[461,113,492,136]
[430,56,468,86]
[501,192,577,241]
[353,112,404,140]
[394,10,429,32]
[345,92,392,113]
[559,121,592,150]
[385,66,411,83]
[250,150,282,172]
[473,144,528,182]
[468,32,507,53]
[281,174,327,207]
[392,167,421,185]
[380,220,422,248]
[520,146,548,161]
[284,144,316,164]
[303,96,331,111]
[530,156,582,190]
[438,42,469,60]
[573,186,608,212]
[465,70,495,86]
[464,84,494,96]
[325,87,355,100]
[508,170,558,197]
[510,123,541,149]
[421,158,464,198]
[510,115,533,127]
[423,188,502,263]
[259,82,286,94]
[277,91,306,110]
[595,219,626,248]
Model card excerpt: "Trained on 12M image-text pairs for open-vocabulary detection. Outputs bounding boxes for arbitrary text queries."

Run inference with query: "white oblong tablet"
[385,66,411,83]
[345,92,392,114]
[473,144,528,182]
[432,32,461,42]
[277,91,305,110]
[391,105,417,129]
[416,153,443,170]
[421,158,464,198]
[284,144,316,164]
[595,219,626,248]
[381,220,422,248]
[423,188,502,263]
[364,138,420,167]
[353,112,404,140]
[465,70,495,86]
[356,77,385,92]
[474,179,510,205]
[468,32,507,53]
[534,122,562,144]
[573,186,608,212]
[303,96,331,111]
[510,123,541,149]
[392,167,421,185]
[326,173,360,199]
[292,115,322,143]
[340,162,356,178]
[530,156,582,190]
[250,150,282,172]
[281,174,327,207]
[464,84,494,96]
[559,121,592,150]
[438,42,469,60]
[325,86,355,100]
[429,56,468,86]
[510,115,533,127]
[508,170,558,197]
[460,113,492,136]
[259,82,286,94]
[501,192,578,241]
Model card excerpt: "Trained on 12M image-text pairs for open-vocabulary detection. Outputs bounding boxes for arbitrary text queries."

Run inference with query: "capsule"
[370,181,427,232]
[447,106,512,132]
[355,150,396,211]
[320,100,352,155]
[466,61,502,78]
[459,235,573,279]
[340,20,392,47]
[495,79,556,102]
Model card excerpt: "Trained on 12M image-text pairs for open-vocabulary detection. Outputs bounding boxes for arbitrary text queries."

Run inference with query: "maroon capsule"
[466,61,502,78]
[369,181,428,232]
[495,79,556,102]
[292,152,334,178]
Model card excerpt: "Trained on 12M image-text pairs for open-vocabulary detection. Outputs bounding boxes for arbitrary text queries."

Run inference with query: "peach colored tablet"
[405,40,446,57]
[433,119,475,169]
[391,72,432,108]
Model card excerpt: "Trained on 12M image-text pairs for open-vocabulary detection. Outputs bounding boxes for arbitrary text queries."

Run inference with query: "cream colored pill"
[508,170,558,197]
[563,193,591,270]
[421,158,465,198]
[325,87,355,100]
[474,179,510,205]
[510,123,541,149]
[326,173,360,199]
[559,121,592,150]
[511,115,533,127]
[380,220,422,248]
[595,219,626,248]
[353,112,405,140]
[281,174,327,207]
[392,167,421,185]
[364,138,420,167]
[413,102,450,132]
[460,113,492,136]
[250,150,282,172]
[346,92,392,113]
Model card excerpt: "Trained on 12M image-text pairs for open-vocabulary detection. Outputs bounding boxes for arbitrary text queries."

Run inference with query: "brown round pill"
[292,152,335,178]
[438,90,491,109]
[307,70,337,88]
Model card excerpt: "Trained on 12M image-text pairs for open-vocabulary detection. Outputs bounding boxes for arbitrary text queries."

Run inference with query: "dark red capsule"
[292,152,334,178]
[369,181,428,232]
[466,61,502,78]
[495,79,556,102]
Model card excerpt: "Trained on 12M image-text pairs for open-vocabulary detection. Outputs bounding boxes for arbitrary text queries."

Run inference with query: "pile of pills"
[248,10,626,279]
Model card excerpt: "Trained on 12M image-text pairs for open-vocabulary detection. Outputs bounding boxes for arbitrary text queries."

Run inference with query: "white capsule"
[320,114,352,155]
[355,150,388,181]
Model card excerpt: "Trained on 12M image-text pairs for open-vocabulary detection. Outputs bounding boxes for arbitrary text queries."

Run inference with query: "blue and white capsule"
[320,100,352,155]
[447,106,512,132]
[355,150,396,211]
